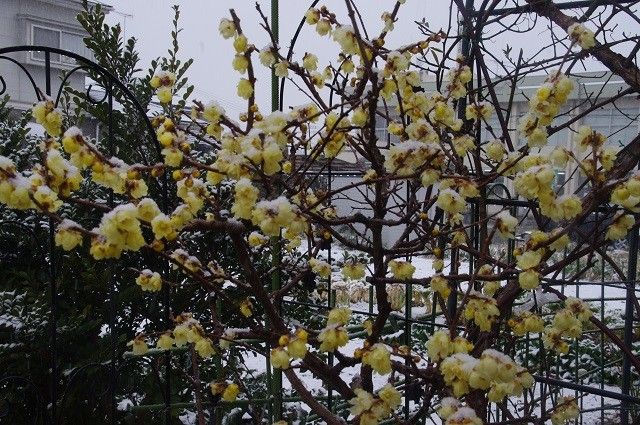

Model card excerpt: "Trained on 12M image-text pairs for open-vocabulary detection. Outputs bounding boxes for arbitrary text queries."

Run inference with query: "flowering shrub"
[2,1,640,424]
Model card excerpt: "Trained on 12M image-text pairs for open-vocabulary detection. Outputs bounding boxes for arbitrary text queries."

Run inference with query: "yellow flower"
[222,383,240,402]
[157,86,173,104]
[349,388,375,416]
[426,330,451,362]
[430,274,450,299]
[233,34,248,53]
[327,307,351,326]
[342,260,366,280]
[156,333,174,350]
[151,213,177,240]
[437,397,461,420]
[302,52,318,71]
[437,189,466,214]
[54,220,83,251]
[232,54,249,73]
[465,102,494,121]
[317,326,349,352]
[388,260,415,280]
[270,347,290,369]
[516,250,543,270]
[287,334,308,359]
[551,396,579,425]
[239,298,253,317]
[248,231,268,247]
[518,269,540,290]
[237,78,254,99]
[194,338,216,358]
[161,147,183,167]
[361,343,392,375]
[485,139,505,162]
[463,293,500,332]
[32,100,63,137]
[316,19,332,36]
[136,269,162,292]
[259,45,277,67]
[274,60,289,78]
[606,214,634,240]
[231,178,259,220]
[304,8,320,25]
[128,338,148,356]
[378,384,401,410]
[309,257,332,279]
[218,18,236,39]
[495,211,517,239]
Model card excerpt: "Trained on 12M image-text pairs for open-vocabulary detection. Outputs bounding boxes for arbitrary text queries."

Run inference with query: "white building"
[0,0,110,112]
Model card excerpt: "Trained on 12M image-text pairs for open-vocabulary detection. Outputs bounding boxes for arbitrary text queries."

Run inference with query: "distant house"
[0,0,111,117]
[317,71,640,245]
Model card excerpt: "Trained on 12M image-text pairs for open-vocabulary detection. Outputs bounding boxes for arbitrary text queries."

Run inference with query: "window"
[32,27,60,61]
[31,24,92,64]
[587,103,640,148]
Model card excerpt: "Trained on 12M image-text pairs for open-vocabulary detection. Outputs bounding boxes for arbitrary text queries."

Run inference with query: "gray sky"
[102,0,451,114]
[101,1,638,116]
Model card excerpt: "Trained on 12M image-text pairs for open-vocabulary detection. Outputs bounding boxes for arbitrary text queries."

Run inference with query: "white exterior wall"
[0,0,98,111]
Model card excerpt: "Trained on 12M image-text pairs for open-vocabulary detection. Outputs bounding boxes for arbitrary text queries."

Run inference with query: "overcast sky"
[100,0,449,115]
[100,1,637,116]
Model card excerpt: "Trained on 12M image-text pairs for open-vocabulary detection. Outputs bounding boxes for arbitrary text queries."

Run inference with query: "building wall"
[0,0,99,111]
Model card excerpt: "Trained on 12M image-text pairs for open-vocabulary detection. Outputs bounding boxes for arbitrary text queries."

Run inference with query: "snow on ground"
[177,246,631,423]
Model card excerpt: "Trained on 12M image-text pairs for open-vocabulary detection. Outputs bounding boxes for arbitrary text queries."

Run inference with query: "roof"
[293,154,365,176]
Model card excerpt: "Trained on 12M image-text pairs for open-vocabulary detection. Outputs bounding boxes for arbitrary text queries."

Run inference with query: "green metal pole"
[270,1,283,422]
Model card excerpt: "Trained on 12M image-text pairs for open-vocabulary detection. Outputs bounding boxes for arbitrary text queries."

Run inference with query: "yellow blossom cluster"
[516,249,543,290]
[610,172,640,212]
[90,204,145,259]
[32,100,63,137]
[156,117,188,167]
[135,269,162,292]
[426,330,473,362]
[317,307,350,352]
[165,313,216,358]
[445,63,473,99]
[463,292,500,331]
[170,248,203,273]
[440,349,533,400]
[150,70,177,104]
[383,140,443,177]
[508,311,544,336]
[271,329,309,369]
[0,156,61,212]
[348,384,402,425]
[252,196,306,237]
[518,72,573,147]
[605,213,635,240]
[543,297,592,354]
